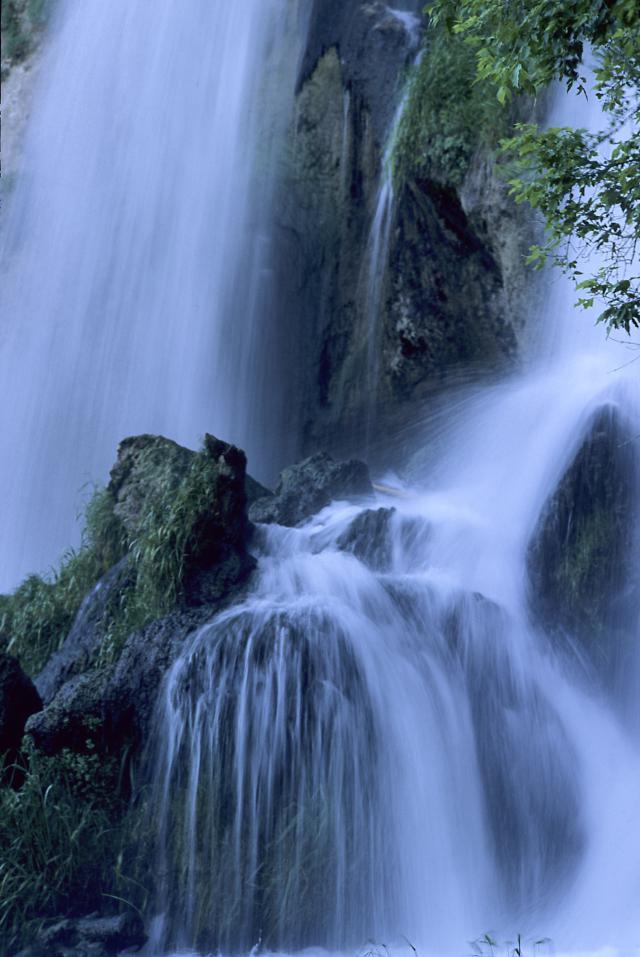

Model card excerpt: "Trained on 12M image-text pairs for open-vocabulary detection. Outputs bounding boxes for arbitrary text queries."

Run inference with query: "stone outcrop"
[249,452,373,526]
[14,910,146,957]
[336,507,396,570]
[26,604,213,760]
[27,432,258,761]
[278,0,534,464]
[0,652,42,783]
[527,404,638,663]
[108,432,256,605]
[35,558,135,707]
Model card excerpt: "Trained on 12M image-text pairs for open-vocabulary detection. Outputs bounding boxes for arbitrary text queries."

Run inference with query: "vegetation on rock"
[0,741,146,956]
[393,22,510,188]
[429,0,640,332]
[1,0,51,72]
[0,433,253,953]
[0,434,252,677]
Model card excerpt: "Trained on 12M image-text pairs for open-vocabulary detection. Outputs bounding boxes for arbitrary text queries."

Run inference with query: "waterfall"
[362,27,422,440]
[149,80,640,954]
[0,0,308,591]
[4,4,640,953]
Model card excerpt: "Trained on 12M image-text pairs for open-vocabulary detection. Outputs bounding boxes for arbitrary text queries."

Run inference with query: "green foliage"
[1,0,52,68]
[428,0,640,332]
[1,443,226,674]
[129,451,221,620]
[0,489,127,675]
[1,0,31,62]
[393,24,509,187]
[0,744,144,956]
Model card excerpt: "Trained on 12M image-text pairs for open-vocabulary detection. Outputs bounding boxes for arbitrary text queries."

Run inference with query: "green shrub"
[0,489,128,676]
[130,451,222,616]
[0,745,145,956]
[392,23,510,187]
[0,443,231,674]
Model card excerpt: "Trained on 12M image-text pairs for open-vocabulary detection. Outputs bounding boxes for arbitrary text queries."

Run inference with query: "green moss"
[0,0,52,69]
[392,24,510,188]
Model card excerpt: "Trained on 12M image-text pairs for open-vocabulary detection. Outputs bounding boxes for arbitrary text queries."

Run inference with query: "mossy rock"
[527,404,638,656]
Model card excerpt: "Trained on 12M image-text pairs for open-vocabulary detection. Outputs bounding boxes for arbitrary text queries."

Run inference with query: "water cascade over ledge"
[2,7,640,957]
[147,82,640,955]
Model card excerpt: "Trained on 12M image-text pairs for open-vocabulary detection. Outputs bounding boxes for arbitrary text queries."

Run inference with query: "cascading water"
[0,0,308,591]
[4,3,640,953]
[149,80,640,956]
[362,17,421,439]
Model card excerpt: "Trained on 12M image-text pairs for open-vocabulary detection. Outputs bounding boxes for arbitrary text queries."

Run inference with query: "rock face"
[0,652,42,782]
[527,405,638,664]
[35,558,134,707]
[27,603,227,761]
[108,434,195,537]
[249,452,373,526]
[27,432,258,761]
[336,507,396,570]
[108,433,255,605]
[276,0,533,463]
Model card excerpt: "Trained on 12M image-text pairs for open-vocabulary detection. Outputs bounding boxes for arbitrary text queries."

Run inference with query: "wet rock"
[300,0,421,143]
[245,473,273,506]
[383,177,517,400]
[0,651,42,783]
[108,432,256,607]
[35,558,135,706]
[527,404,638,654]
[26,597,245,761]
[14,911,145,957]
[26,670,106,756]
[336,507,396,570]
[285,2,534,463]
[249,452,373,527]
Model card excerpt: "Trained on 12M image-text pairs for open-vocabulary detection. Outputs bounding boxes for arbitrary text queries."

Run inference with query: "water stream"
[150,83,640,955]
[2,6,639,956]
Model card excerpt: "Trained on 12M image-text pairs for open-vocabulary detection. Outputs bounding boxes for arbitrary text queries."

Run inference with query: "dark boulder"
[336,507,396,571]
[0,652,42,784]
[35,558,134,707]
[13,911,145,957]
[336,507,432,572]
[108,433,258,605]
[527,404,638,660]
[249,452,373,527]
[26,603,217,760]
[27,431,259,762]
[26,670,106,756]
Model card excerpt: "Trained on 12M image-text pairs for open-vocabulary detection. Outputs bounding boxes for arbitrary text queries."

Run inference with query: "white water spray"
[152,80,640,956]
[0,0,307,590]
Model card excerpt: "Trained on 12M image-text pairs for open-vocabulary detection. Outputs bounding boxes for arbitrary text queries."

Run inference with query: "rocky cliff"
[277,0,535,465]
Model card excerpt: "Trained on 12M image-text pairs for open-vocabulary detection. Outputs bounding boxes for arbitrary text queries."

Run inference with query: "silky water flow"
[150,83,640,956]
[1,8,639,956]
[0,0,307,590]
